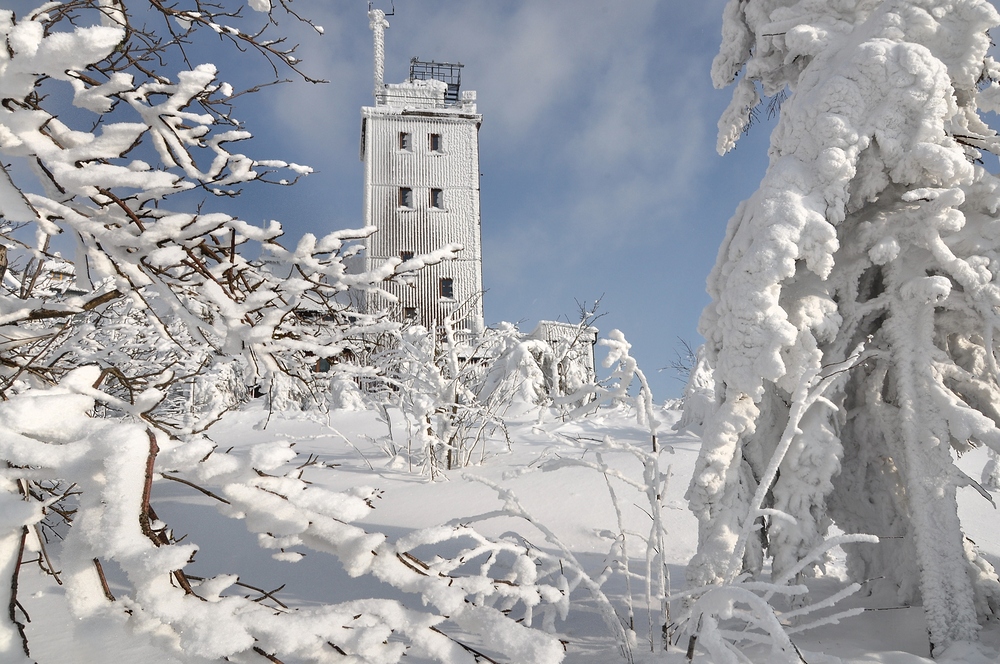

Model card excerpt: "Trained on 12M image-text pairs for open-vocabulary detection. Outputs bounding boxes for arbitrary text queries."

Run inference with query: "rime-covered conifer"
[689,0,1000,653]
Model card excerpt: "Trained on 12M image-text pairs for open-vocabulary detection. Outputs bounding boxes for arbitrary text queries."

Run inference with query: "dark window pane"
[440,277,454,299]
[429,133,442,152]
[430,188,443,209]
[399,187,412,207]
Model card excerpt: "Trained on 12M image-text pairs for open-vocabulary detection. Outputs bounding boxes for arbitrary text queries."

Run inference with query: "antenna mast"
[368,7,390,103]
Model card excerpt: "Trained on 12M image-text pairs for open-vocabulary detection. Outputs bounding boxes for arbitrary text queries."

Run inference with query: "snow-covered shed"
[528,320,599,392]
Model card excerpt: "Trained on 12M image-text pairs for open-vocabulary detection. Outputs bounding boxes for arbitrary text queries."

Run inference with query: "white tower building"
[360,9,485,336]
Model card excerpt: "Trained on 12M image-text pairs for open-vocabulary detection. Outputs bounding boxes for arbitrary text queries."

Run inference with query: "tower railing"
[409,58,463,104]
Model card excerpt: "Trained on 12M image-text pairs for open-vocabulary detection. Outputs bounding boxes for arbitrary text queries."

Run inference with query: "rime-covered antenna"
[368,6,390,103]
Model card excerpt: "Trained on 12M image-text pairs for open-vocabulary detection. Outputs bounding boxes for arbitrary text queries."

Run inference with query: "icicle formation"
[690,0,1000,653]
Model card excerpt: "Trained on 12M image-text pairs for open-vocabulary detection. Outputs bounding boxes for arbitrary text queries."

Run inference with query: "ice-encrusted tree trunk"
[689,0,1000,654]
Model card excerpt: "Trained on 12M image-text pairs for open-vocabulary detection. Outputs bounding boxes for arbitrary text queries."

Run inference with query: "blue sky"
[214,0,779,398]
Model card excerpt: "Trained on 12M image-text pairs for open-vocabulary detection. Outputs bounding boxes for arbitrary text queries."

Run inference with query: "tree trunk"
[887,287,979,652]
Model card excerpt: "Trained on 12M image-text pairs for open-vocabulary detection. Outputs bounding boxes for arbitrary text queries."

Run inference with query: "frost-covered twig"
[552,330,660,450]
[463,473,633,660]
[536,428,673,653]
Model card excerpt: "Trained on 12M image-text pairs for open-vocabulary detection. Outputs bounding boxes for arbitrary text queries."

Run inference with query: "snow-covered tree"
[673,344,717,434]
[476,321,551,406]
[689,0,1000,654]
[0,3,565,662]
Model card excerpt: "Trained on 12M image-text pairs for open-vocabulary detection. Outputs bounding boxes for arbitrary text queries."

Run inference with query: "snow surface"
[16,400,1000,663]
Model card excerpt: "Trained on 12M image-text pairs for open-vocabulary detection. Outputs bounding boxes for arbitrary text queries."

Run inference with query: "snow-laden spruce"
[689,0,1000,655]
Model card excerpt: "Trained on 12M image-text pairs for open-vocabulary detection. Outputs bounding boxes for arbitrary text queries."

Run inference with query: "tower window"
[429,188,444,209]
[429,133,442,152]
[399,132,411,150]
[398,187,413,208]
[403,306,418,320]
[439,277,454,299]
[400,251,414,262]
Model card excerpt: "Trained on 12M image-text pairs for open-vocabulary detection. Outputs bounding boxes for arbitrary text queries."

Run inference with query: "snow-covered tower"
[360,9,485,335]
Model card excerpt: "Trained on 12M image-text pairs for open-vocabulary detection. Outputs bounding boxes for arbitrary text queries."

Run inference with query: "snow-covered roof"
[373,79,477,115]
[528,320,599,345]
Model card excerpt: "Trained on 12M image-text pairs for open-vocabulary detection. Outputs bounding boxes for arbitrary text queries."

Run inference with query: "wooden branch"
[26,289,124,320]
[34,524,62,585]
[396,552,431,577]
[138,430,202,599]
[96,188,146,232]
[139,430,160,544]
[159,473,231,504]
[429,626,502,664]
[93,366,135,405]
[185,575,288,610]
[94,558,116,602]
[252,645,286,664]
[9,526,31,657]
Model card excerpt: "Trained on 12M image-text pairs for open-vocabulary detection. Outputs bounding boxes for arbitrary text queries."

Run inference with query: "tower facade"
[360,10,485,336]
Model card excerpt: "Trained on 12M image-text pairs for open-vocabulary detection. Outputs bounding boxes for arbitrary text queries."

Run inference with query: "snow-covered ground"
[15,401,1000,663]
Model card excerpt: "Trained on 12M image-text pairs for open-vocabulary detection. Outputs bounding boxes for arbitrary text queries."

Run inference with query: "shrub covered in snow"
[0,2,564,662]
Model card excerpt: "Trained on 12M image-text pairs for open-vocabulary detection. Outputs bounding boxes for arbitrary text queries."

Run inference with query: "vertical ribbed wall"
[361,106,484,332]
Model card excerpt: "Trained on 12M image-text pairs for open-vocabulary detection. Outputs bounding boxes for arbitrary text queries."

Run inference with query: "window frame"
[439,277,454,299]
[429,188,444,210]
[399,132,411,151]
[398,187,413,208]
[429,133,443,153]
